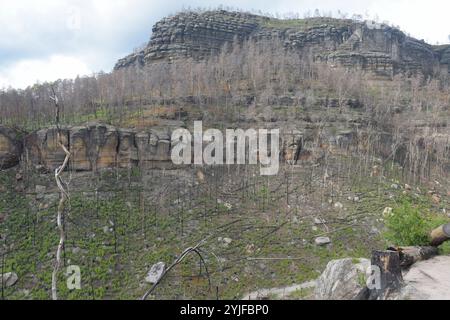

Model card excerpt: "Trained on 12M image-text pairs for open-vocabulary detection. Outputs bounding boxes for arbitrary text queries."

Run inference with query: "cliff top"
[115,9,450,77]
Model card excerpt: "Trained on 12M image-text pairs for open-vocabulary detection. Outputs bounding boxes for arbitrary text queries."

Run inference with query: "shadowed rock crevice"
[0,126,23,169]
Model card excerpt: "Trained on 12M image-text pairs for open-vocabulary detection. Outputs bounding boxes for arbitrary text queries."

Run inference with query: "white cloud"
[0,55,91,89]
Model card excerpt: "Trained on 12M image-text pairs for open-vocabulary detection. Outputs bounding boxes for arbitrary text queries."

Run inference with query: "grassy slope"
[1,146,448,300]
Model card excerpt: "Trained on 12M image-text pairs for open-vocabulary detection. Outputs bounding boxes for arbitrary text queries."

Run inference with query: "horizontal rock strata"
[115,10,449,77]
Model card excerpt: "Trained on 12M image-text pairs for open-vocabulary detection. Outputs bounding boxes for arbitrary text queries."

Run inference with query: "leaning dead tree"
[50,87,71,300]
[365,222,450,300]
[141,238,211,300]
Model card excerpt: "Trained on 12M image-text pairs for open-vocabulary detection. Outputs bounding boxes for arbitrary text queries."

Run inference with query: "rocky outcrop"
[314,258,370,300]
[115,10,263,69]
[3,122,331,172]
[70,124,118,171]
[434,44,450,74]
[23,123,173,172]
[0,126,22,169]
[25,126,70,171]
[390,256,450,300]
[115,10,447,77]
[0,121,366,172]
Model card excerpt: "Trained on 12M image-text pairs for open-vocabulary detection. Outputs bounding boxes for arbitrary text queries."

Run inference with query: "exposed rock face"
[70,124,119,171]
[434,44,450,74]
[115,10,263,69]
[19,121,330,173]
[115,10,447,76]
[391,256,450,300]
[24,123,173,172]
[0,126,22,169]
[314,258,370,300]
[24,126,70,171]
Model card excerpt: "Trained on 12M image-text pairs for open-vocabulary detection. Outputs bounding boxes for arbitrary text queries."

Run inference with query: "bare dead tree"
[50,87,71,300]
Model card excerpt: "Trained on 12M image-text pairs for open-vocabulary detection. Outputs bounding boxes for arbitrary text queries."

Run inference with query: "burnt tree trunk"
[430,223,450,247]
[388,246,439,268]
[369,250,403,300]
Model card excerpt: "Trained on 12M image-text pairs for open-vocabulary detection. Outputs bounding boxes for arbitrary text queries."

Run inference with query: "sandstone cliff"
[0,123,325,172]
[115,10,449,77]
[21,123,172,172]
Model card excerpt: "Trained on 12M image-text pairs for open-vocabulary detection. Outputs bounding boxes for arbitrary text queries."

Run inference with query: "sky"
[0,0,449,89]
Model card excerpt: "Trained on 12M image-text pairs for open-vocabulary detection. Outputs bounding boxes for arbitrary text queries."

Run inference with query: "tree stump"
[369,250,403,300]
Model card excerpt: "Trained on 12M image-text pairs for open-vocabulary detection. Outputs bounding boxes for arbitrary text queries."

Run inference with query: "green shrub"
[384,199,449,246]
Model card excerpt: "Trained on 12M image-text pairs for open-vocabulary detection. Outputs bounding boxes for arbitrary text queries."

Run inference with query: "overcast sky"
[1,0,449,89]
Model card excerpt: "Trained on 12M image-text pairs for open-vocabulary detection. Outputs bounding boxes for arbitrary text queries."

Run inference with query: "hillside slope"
[0,9,449,301]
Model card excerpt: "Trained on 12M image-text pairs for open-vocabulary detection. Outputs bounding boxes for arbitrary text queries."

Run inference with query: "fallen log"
[430,223,450,247]
[387,246,439,268]
[364,224,450,300]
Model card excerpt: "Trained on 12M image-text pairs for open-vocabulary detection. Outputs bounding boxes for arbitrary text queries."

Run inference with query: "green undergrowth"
[384,195,450,251]
[1,156,447,299]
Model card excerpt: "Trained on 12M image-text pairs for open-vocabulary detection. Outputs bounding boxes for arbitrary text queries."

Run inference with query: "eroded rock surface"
[115,10,447,77]
[393,256,450,300]
[24,126,69,171]
[0,126,22,169]
[24,123,174,171]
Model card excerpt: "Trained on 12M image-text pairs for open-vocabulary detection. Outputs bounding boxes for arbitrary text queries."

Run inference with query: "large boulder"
[145,262,166,284]
[1,272,18,287]
[0,126,22,169]
[314,258,370,300]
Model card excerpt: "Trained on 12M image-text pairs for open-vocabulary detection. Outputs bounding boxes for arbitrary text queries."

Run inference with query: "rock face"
[115,10,263,69]
[17,122,336,173]
[115,10,448,77]
[0,126,22,169]
[434,44,450,74]
[70,124,118,171]
[314,258,370,300]
[24,123,173,172]
[392,256,450,300]
[24,126,69,171]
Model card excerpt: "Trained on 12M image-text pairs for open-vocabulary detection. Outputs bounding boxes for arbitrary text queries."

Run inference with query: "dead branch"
[141,238,211,300]
[388,246,439,268]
